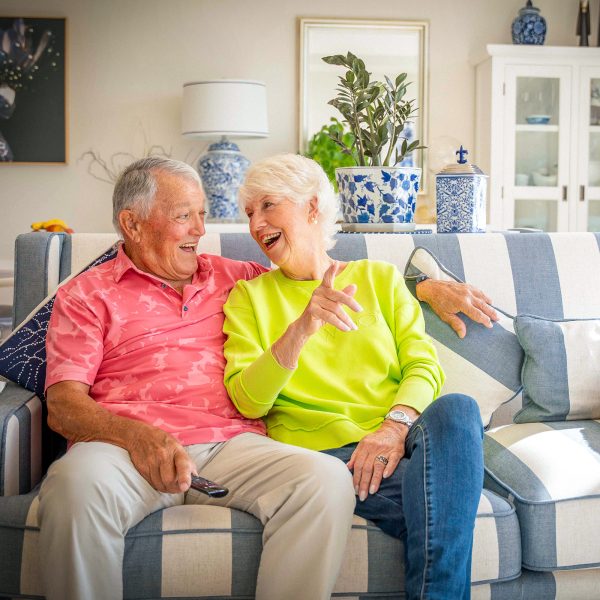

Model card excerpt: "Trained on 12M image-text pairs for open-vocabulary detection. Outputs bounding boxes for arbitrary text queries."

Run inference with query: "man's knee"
[291,451,355,514]
[39,443,128,524]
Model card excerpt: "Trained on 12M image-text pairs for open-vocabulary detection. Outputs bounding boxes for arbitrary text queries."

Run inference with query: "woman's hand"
[347,422,408,501]
[296,261,363,337]
[416,279,498,338]
[271,261,362,369]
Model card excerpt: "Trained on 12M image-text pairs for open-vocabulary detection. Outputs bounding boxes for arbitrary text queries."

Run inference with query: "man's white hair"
[112,156,202,235]
[239,153,339,250]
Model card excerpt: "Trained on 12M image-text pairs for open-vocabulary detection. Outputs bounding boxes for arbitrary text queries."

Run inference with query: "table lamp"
[181,80,269,221]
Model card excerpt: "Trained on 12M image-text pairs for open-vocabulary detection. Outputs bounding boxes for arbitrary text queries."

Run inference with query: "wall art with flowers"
[0,17,66,164]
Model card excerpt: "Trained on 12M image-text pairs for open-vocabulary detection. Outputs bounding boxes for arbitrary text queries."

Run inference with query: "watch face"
[387,410,413,426]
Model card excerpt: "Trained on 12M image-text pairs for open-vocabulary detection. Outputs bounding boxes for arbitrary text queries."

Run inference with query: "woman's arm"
[223,262,362,417]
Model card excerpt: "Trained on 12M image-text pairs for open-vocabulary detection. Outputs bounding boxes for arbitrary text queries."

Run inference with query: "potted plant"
[305,117,355,191]
[323,51,423,225]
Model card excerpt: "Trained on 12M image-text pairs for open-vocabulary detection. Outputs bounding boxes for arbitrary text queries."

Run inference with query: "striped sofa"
[1,230,599,599]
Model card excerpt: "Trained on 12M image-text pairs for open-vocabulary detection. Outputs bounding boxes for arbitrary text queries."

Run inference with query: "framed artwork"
[298,18,428,187]
[0,16,67,164]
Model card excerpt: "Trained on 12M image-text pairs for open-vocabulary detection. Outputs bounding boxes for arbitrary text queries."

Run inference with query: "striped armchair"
[1,231,599,599]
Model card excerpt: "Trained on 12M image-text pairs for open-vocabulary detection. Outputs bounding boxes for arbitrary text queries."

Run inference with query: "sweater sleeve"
[223,281,294,418]
[391,268,445,414]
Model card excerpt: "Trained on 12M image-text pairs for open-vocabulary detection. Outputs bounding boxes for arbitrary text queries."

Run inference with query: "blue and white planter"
[197,140,249,221]
[335,167,421,224]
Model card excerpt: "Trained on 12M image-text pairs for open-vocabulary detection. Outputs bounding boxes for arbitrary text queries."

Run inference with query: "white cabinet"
[475,44,600,232]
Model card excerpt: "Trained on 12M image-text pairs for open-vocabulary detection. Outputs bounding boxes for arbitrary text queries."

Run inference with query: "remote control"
[189,474,229,498]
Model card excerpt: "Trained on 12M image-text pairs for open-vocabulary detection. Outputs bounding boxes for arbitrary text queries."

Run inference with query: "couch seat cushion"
[0,485,519,598]
[484,420,600,571]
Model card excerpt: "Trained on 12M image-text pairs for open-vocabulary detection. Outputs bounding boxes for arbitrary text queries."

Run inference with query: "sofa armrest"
[13,232,66,329]
[0,382,42,496]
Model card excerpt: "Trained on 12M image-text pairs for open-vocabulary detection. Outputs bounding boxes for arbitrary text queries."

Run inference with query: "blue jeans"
[322,394,484,600]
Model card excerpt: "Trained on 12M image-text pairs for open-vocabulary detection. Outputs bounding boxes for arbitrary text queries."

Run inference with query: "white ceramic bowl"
[532,172,557,186]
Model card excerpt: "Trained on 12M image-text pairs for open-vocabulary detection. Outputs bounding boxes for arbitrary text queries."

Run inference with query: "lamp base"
[197,138,250,221]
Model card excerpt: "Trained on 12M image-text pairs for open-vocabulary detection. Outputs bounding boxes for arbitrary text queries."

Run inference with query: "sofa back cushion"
[514,314,600,422]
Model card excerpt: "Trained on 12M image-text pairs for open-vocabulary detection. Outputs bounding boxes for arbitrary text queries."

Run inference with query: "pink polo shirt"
[45,244,268,445]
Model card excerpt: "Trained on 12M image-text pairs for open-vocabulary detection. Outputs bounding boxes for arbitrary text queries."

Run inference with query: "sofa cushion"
[472,567,600,600]
[0,484,519,597]
[0,246,118,400]
[404,246,524,427]
[484,420,600,571]
[514,314,600,423]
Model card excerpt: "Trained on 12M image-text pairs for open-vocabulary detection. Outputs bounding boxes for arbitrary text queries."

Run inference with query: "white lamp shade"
[182,79,269,139]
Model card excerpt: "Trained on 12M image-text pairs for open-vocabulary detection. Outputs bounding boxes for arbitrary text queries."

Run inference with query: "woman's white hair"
[239,153,339,250]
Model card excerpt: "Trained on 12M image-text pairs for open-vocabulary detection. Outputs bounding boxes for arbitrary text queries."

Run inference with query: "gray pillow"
[514,314,600,422]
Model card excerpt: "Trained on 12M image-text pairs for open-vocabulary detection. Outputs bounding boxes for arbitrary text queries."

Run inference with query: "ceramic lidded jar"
[512,0,547,45]
[436,146,488,233]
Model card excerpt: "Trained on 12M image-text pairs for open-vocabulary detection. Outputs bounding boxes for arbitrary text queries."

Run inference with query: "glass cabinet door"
[578,69,600,232]
[504,66,572,231]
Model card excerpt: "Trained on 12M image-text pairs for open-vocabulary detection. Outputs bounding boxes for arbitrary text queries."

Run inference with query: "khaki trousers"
[38,432,355,600]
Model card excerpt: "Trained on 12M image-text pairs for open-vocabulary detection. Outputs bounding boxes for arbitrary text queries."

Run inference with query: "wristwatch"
[384,409,414,429]
[414,273,429,284]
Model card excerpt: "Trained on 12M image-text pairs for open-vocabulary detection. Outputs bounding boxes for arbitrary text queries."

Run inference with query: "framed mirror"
[299,18,429,189]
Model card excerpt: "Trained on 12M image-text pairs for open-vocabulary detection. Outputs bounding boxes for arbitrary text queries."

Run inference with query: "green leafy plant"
[323,51,423,167]
[305,118,355,188]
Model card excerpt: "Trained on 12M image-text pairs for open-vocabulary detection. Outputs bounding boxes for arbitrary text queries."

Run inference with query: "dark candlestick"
[577,0,591,47]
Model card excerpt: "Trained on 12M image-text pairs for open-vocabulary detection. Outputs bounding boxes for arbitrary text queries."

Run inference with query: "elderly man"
[38,156,497,600]
[38,157,357,600]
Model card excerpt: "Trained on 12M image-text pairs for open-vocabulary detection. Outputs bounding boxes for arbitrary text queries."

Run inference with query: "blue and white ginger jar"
[335,167,421,224]
[512,0,546,45]
[436,150,487,234]
[197,139,249,221]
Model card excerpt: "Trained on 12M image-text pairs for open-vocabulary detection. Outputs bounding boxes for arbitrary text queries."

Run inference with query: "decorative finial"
[456,146,469,164]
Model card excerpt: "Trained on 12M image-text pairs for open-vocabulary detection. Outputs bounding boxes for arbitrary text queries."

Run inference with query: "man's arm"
[46,381,196,494]
[415,278,499,338]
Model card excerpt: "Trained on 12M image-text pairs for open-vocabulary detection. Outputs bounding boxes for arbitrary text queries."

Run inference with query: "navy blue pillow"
[0,247,118,399]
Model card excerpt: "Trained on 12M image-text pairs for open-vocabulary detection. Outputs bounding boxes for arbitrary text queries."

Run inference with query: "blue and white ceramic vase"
[197,139,249,221]
[512,0,547,45]
[335,167,421,224]
[436,147,487,233]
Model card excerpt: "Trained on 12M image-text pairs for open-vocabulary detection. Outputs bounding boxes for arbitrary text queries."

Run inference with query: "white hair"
[112,156,202,235]
[239,153,339,250]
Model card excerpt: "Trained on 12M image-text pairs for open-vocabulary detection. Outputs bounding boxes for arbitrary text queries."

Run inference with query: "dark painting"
[0,17,66,164]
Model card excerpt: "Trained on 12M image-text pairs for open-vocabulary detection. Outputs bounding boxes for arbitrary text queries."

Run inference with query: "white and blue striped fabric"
[514,314,600,422]
[485,419,600,572]
[403,245,524,427]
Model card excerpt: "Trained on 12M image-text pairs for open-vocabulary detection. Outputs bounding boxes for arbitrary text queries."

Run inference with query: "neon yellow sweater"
[223,259,444,451]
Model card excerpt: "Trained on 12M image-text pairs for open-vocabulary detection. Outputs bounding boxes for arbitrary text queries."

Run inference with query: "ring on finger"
[375,455,389,466]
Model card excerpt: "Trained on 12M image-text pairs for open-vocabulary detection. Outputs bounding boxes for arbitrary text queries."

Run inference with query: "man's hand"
[46,381,196,494]
[416,278,499,338]
[127,426,196,494]
[346,422,407,501]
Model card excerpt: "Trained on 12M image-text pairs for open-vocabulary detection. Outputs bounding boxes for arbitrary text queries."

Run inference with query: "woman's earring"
[311,216,318,224]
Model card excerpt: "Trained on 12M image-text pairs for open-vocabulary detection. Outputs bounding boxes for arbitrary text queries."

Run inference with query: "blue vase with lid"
[512,0,547,45]
[436,146,488,234]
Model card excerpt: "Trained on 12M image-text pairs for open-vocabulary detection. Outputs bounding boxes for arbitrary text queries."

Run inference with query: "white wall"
[0,0,592,267]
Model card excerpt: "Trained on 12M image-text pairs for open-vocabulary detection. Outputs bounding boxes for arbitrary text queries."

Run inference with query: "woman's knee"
[420,394,483,436]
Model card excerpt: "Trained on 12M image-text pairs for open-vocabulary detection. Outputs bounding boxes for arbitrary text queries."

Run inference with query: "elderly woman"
[223,154,484,600]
